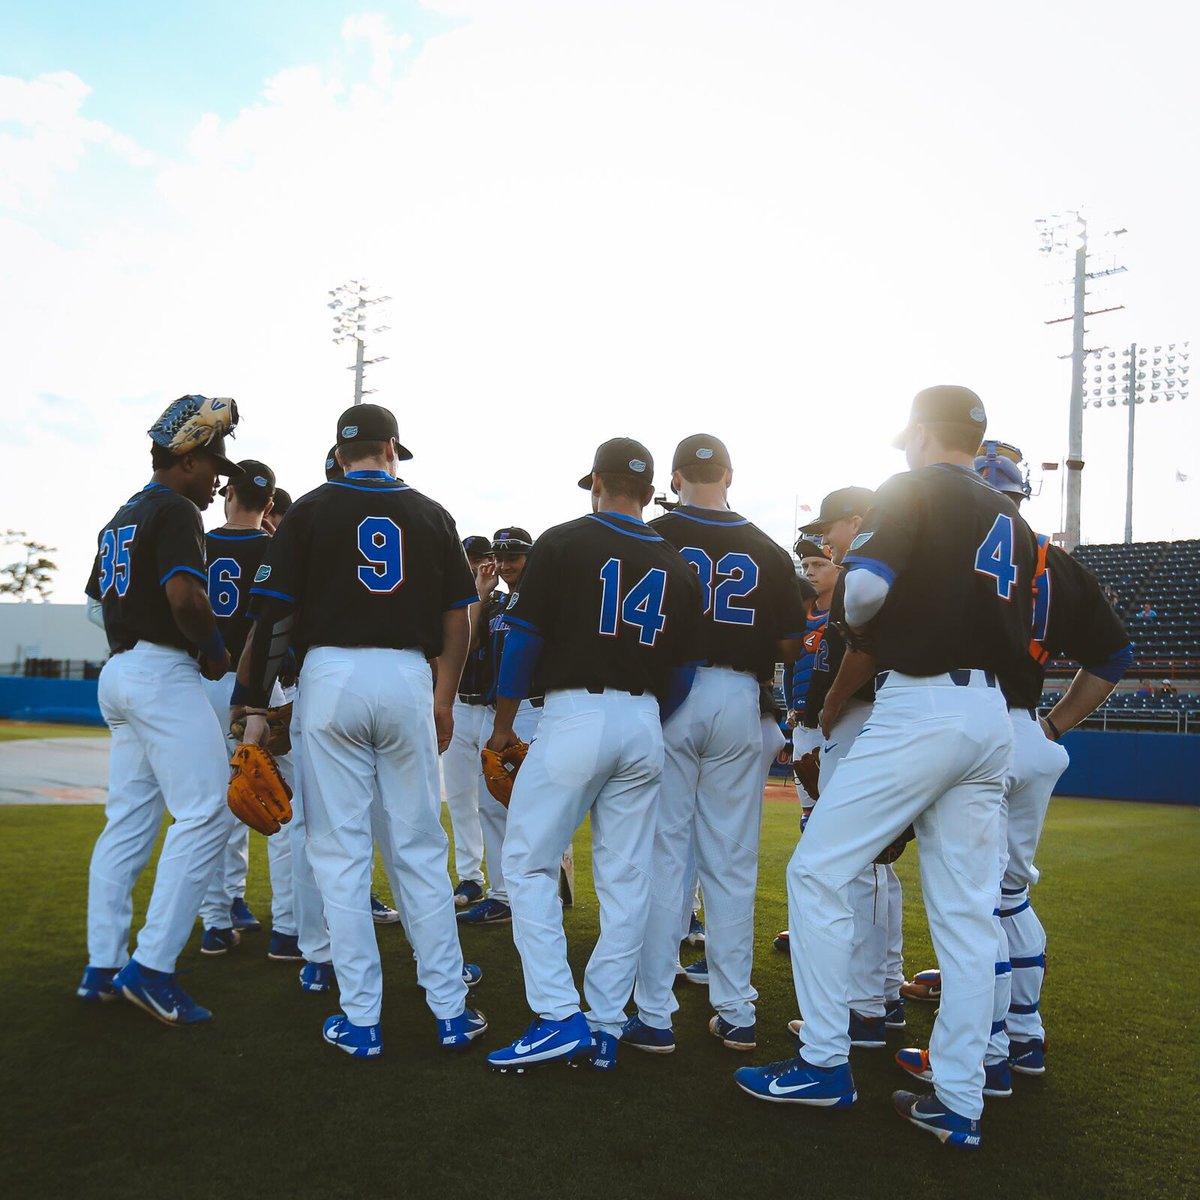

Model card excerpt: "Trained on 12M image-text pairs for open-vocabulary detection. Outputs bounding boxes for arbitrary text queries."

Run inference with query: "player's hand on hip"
[819,696,844,740]
[434,703,454,755]
[200,648,232,681]
[486,726,519,754]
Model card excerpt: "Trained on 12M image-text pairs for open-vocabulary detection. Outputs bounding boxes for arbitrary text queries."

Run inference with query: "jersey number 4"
[680,548,759,625]
[598,558,668,646]
[357,517,405,593]
[974,513,1018,600]
[97,525,136,597]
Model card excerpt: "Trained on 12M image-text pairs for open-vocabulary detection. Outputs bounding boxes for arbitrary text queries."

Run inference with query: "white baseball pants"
[286,695,332,964]
[441,700,489,886]
[479,700,541,905]
[504,689,663,1037]
[788,672,1010,1120]
[987,708,1069,1061]
[298,647,466,1027]
[635,668,762,1031]
[88,643,235,973]
[198,673,295,934]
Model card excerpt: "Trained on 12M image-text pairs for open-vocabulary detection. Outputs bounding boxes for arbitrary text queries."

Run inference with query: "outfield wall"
[0,678,1197,803]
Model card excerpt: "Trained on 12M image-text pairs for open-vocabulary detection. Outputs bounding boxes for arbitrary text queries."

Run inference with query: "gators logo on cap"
[629,458,647,473]
[341,425,358,438]
[969,406,985,423]
[696,447,713,459]
[253,475,269,487]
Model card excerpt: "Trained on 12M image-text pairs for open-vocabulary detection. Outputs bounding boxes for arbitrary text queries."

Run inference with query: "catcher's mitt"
[874,823,915,865]
[228,743,293,835]
[148,394,239,456]
[480,740,529,808]
[230,702,293,755]
[793,747,820,803]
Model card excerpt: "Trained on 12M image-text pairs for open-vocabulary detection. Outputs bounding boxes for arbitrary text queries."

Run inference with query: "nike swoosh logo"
[824,742,837,751]
[767,1078,820,1096]
[514,1032,559,1055]
[143,992,178,1021]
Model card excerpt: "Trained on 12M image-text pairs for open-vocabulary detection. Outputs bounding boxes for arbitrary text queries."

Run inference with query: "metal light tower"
[1087,342,1190,543]
[328,280,391,405]
[1037,213,1126,549]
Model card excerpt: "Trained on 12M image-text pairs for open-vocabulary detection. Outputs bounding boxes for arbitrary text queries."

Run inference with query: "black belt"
[875,669,997,690]
[1008,705,1037,718]
[585,684,646,697]
[457,692,487,706]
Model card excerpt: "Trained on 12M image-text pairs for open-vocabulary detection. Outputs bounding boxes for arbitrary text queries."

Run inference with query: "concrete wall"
[0,603,108,664]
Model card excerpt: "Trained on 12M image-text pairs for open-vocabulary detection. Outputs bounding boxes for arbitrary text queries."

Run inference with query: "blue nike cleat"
[114,960,212,1026]
[901,967,941,1002]
[230,897,260,932]
[710,1014,757,1051]
[453,879,485,908]
[200,926,240,955]
[487,1012,594,1073]
[984,1060,1013,1097]
[893,1090,981,1148]
[686,914,705,946]
[370,893,402,924]
[895,1046,933,1082]
[735,1055,857,1107]
[457,898,512,925]
[586,1029,618,1071]
[773,930,790,953]
[299,961,336,993]
[621,1015,676,1054]
[438,1007,488,1049]
[462,963,483,987]
[1008,1037,1046,1075]
[884,996,906,1029]
[267,931,304,961]
[323,1014,383,1058]
[683,957,709,985]
[77,965,118,1003]
[848,1010,887,1049]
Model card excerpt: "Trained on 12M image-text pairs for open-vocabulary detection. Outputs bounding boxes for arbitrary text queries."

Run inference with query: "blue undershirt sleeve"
[1082,643,1133,685]
[497,623,544,700]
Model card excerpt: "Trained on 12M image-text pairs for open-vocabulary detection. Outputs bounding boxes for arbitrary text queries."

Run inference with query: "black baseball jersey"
[842,464,1036,698]
[247,474,476,658]
[85,483,207,654]
[205,527,271,666]
[649,506,811,681]
[503,512,704,700]
[805,571,875,725]
[459,600,494,701]
[1006,539,1130,709]
[484,590,545,705]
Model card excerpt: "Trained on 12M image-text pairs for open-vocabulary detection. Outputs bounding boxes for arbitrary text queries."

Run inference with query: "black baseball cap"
[492,526,534,554]
[892,385,987,449]
[578,437,654,490]
[272,487,292,516]
[335,404,413,461]
[201,434,244,479]
[463,535,492,558]
[219,459,275,500]
[324,444,344,481]
[793,537,832,560]
[672,433,732,473]
[799,486,876,536]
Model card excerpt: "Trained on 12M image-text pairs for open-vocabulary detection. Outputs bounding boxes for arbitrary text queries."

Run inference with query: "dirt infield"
[0,735,110,804]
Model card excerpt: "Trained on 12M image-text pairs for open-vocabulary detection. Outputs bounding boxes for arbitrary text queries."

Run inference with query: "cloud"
[0,70,154,209]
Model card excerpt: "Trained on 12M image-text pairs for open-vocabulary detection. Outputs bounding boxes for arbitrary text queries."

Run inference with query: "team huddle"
[77,385,1131,1150]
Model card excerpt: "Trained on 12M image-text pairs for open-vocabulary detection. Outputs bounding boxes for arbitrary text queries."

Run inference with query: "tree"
[0,530,59,602]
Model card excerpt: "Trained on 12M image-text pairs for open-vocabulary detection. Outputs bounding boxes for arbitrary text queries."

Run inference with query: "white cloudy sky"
[2,0,1198,597]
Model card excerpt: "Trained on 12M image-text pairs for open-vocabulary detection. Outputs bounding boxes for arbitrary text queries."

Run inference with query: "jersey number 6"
[598,558,668,646]
[357,517,405,593]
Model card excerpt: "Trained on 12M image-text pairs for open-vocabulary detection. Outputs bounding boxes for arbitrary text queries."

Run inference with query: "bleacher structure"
[1052,538,1200,733]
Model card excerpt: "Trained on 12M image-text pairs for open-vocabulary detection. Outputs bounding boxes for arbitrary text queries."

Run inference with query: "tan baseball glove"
[228,743,293,835]
[480,740,529,808]
[230,702,293,756]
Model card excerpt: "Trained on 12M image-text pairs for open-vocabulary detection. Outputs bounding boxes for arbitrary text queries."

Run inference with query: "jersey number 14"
[598,558,668,646]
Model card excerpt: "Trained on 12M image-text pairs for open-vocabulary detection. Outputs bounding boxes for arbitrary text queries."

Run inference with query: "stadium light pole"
[1087,342,1191,543]
[328,280,391,405]
[1037,212,1126,549]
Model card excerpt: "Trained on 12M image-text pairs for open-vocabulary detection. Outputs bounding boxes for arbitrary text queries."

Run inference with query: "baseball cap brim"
[578,472,596,490]
[798,517,830,536]
[205,450,244,478]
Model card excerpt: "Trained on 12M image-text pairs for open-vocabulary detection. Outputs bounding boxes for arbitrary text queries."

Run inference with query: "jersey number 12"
[598,558,668,646]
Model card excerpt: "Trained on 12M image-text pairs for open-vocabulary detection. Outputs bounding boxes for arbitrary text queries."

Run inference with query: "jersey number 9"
[357,517,405,593]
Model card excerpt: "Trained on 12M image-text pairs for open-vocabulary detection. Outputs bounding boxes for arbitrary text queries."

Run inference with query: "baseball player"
[625,434,810,1054]
[485,437,704,1072]
[234,404,485,1057]
[442,535,496,909]
[77,396,243,1025]
[736,386,1036,1151]
[197,459,299,961]
[459,527,542,926]
[896,441,1130,1092]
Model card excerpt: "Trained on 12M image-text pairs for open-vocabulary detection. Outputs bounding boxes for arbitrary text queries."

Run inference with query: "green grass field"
[1,793,1196,1199]
[0,721,109,742]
